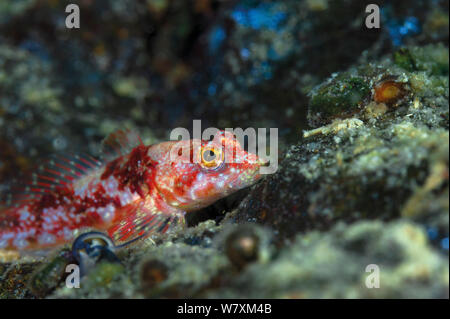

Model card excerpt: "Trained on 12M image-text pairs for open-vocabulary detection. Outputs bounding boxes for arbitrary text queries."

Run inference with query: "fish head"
[153,130,267,211]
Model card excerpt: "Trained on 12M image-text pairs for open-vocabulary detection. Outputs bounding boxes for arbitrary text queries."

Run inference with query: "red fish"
[0,129,266,251]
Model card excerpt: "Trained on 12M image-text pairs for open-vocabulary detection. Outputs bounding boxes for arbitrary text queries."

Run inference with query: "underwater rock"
[307,65,414,127]
[139,259,169,292]
[393,44,449,76]
[0,262,37,298]
[0,0,36,25]
[28,248,74,298]
[222,224,271,271]
[308,44,448,127]
[83,262,125,289]
[205,220,449,298]
[0,44,64,163]
[233,44,448,244]
[307,75,372,127]
[225,226,260,270]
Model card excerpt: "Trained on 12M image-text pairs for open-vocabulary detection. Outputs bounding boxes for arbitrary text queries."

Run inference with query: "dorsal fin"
[101,128,143,161]
[1,153,102,208]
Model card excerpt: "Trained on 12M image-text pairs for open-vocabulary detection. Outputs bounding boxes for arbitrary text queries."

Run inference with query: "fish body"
[0,130,265,251]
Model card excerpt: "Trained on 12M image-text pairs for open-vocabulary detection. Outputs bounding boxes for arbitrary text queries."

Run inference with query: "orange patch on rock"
[373,80,405,104]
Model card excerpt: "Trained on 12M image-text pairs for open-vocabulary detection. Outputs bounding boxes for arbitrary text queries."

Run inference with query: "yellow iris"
[200,147,223,169]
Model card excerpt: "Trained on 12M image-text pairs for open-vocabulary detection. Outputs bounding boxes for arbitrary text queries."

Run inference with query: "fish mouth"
[234,166,264,189]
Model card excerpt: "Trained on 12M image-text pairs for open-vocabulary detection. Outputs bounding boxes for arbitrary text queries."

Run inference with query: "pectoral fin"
[107,194,185,246]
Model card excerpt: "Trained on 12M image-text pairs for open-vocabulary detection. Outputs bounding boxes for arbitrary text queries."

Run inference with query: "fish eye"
[200,147,223,169]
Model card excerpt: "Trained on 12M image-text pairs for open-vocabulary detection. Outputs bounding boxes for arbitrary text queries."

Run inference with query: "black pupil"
[204,150,216,162]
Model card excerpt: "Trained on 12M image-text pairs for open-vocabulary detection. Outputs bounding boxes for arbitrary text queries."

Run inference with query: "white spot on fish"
[0,239,8,249]
[13,237,29,249]
[38,233,56,245]
[63,227,73,240]
[97,204,116,223]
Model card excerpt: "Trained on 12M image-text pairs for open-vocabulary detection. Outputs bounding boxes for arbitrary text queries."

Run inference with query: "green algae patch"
[84,262,125,288]
[308,75,371,126]
[28,251,72,297]
[394,44,449,76]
